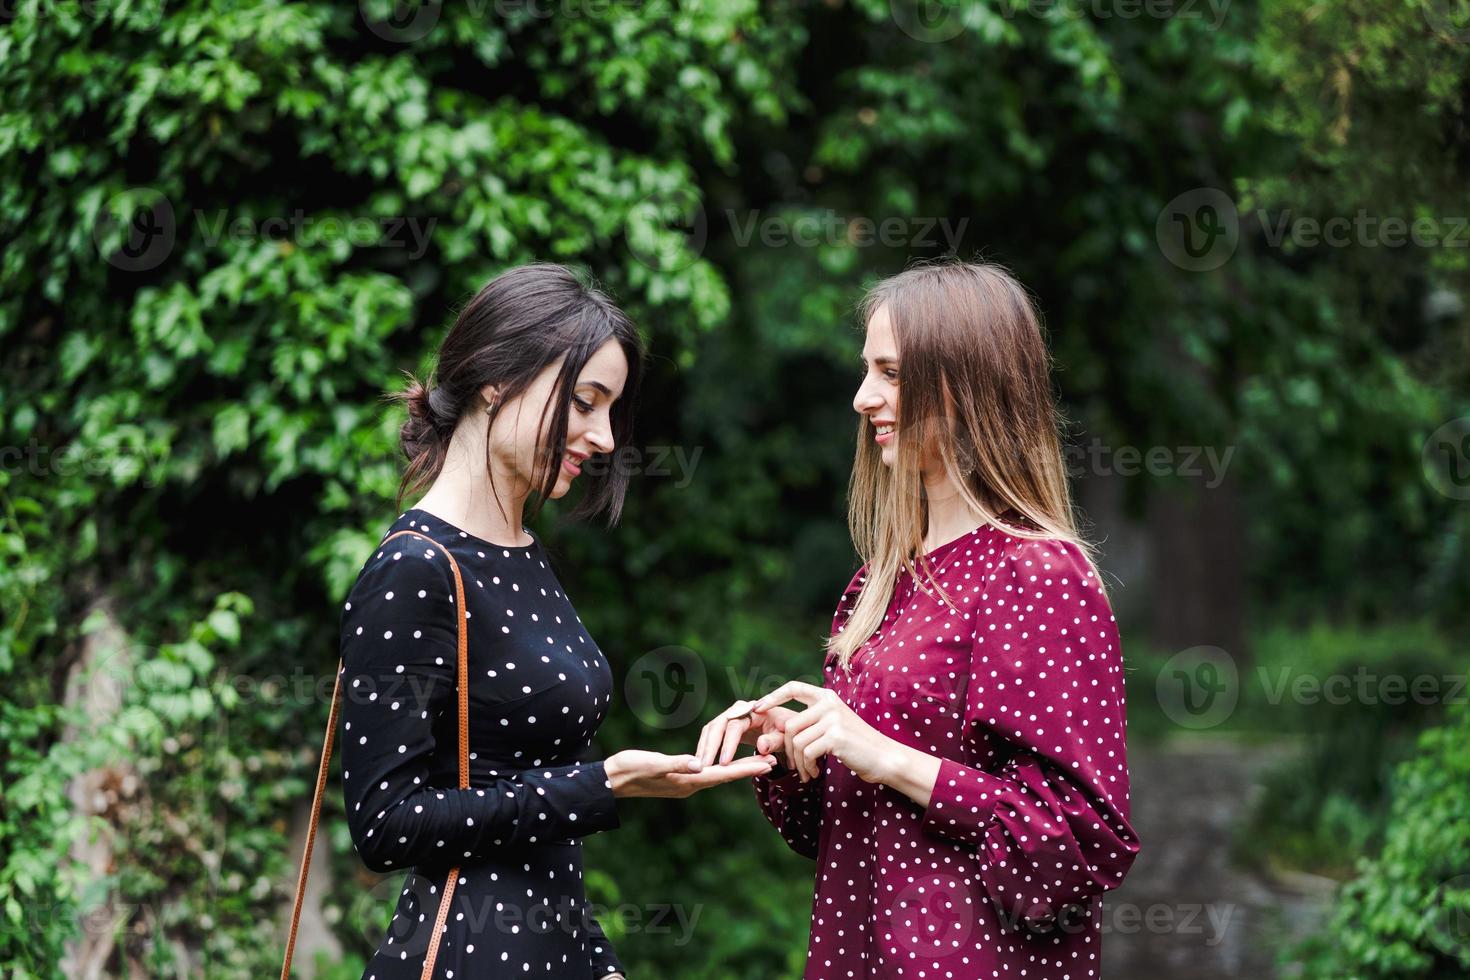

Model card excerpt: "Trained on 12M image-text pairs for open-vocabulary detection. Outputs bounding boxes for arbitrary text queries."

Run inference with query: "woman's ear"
[479,383,501,414]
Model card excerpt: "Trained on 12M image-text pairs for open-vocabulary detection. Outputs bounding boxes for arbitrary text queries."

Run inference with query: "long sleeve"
[338,537,620,874]
[918,537,1140,932]
[585,911,626,977]
[751,755,827,859]
[750,566,867,859]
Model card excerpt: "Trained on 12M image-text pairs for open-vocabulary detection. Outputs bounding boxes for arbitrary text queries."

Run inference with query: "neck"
[413,421,532,547]
[920,468,984,552]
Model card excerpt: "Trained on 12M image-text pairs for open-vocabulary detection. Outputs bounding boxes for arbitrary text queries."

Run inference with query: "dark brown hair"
[391,263,645,525]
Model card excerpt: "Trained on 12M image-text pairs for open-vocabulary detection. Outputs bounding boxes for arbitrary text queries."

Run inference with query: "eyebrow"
[861,355,899,367]
[578,381,614,396]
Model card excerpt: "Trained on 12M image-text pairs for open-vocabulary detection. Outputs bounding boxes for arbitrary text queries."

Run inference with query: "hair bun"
[398,378,445,462]
[425,385,458,435]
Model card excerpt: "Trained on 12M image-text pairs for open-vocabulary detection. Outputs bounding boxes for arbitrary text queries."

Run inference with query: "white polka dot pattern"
[753,523,1140,977]
[340,509,627,979]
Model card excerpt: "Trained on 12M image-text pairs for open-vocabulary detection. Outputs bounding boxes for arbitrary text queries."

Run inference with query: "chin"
[549,476,572,499]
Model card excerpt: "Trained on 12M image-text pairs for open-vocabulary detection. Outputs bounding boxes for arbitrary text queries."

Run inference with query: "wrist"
[603,753,625,795]
[871,738,912,786]
[880,742,942,808]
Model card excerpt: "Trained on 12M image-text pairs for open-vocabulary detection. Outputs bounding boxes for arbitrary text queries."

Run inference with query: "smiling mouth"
[562,452,587,476]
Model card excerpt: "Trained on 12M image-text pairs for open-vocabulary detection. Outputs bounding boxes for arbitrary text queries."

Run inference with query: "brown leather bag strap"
[281,527,470,980]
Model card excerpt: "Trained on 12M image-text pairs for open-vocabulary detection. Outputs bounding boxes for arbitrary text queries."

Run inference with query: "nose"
[584,417,615,454]
[853,375,883,416]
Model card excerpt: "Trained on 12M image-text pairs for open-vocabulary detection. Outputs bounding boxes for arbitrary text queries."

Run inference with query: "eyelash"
[572,396,594,415]
[861,364,899,381]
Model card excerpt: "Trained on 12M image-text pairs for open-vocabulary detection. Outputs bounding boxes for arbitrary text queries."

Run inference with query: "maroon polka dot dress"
[753,522,1140,978]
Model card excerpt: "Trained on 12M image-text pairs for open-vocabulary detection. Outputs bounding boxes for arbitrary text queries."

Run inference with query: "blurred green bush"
[1286,700,1470,979]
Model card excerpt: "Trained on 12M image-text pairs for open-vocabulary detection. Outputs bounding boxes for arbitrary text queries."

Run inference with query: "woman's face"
[853,303,900,467]
[487,338,629,500]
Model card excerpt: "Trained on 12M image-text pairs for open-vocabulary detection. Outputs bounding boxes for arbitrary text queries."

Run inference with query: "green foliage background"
[1,0,1466,977]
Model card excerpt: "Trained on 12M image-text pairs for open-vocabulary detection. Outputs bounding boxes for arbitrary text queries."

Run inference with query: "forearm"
[350,760,618,872]
[875,739,943,808]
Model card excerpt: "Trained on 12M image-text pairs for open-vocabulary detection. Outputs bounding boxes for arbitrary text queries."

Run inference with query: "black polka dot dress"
[339,508,627,979]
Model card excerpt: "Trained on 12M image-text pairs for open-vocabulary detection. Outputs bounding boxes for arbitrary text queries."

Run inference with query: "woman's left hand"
[749,681,899,784]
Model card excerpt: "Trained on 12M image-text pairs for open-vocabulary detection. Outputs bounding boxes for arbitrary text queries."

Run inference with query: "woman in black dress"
[338,264,775,979]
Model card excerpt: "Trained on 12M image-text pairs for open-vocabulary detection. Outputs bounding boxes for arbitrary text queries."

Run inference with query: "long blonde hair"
[826,259,1100,670]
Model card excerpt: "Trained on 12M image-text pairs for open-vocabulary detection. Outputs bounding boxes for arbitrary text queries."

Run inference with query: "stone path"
[1101,737,1337,979]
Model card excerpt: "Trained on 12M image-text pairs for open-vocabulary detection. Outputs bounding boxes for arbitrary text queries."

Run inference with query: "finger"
[701,701,754,766]
[791,718,830,780]
[800,732,835,776]
[702,754,776,783]
[781,703,824,744]
[652,752,704,774]
[752,681,827,713]
[695,719,713,766]
[670,754,775,789]
[717,717,750,765]
[721,699,755,719]
[791,717,828,755]
[697,717,725,768]
[784,722,804,781]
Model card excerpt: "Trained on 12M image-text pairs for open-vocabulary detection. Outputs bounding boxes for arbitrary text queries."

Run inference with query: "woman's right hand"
[603,748,776,799]
[694,700,800,769]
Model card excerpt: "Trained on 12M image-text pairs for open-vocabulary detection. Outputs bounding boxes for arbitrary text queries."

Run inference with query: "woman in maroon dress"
[698,260,1140,978]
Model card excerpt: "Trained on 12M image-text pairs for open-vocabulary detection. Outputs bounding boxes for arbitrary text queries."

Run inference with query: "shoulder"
[345,526,456,607]
[987,530,1109,609]
[976,532,1122,672]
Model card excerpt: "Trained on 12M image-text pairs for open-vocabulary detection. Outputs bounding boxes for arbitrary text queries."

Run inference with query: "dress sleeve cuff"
[920,756,1004,846]
[587,915,626,977]
[579,759,621,836]
[754,755,816,789]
